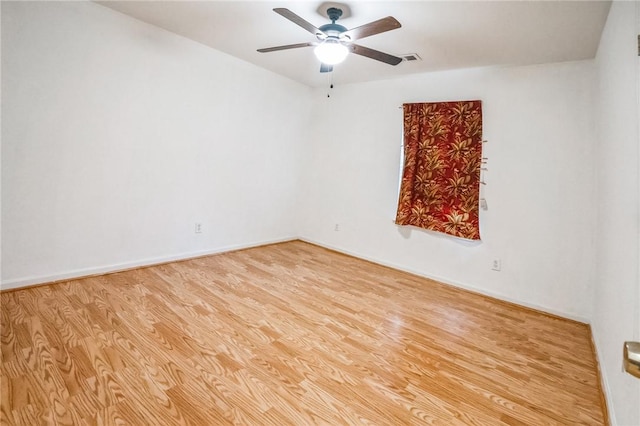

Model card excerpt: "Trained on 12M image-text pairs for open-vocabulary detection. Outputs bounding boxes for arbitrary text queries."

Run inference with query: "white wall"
[298,61,597,322]
[592,1,640,425]
[1,1,312,289]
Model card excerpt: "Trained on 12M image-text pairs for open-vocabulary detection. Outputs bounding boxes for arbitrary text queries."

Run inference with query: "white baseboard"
[1,235,590,324]
[0,236,296,291]
[299,237,591,324]
[589,329,616,425]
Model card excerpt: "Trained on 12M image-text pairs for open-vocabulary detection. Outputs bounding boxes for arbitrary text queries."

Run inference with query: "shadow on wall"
[394,224,483,248]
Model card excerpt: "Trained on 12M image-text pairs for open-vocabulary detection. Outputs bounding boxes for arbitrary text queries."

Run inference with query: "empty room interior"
[2,0,640,425]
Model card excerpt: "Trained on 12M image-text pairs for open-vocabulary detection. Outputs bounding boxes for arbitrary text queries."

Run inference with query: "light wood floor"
[1,241,606,425]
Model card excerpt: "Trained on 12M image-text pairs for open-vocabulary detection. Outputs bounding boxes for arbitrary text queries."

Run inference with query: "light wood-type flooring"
[1,241,606,425]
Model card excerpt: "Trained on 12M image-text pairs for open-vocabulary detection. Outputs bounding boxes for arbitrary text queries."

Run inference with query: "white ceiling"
[97,1,612,88]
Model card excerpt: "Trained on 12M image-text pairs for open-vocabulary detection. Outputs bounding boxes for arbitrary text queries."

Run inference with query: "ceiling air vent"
[401,53,422,62]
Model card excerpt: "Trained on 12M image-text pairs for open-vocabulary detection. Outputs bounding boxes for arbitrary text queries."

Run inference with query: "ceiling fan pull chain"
[327,72,333,98]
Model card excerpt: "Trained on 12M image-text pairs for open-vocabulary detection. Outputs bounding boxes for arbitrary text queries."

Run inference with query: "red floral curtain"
[395,101,483,240]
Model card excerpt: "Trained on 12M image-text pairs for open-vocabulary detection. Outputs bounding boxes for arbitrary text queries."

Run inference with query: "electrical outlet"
[492,258,501,271]
[334,224,340,231]
[195,223,202,234]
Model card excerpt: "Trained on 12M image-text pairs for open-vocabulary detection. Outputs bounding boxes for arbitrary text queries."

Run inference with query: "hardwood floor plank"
[0,241,607,424]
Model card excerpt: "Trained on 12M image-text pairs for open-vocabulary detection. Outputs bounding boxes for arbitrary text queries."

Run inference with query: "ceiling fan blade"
[257,42,315,53]
[273,8,326,37]
[320,63,333,73]
[350,44,403,65]
[341,16,401,41]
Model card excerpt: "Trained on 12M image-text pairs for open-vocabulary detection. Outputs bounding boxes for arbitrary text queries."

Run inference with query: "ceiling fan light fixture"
[314,39,349,65]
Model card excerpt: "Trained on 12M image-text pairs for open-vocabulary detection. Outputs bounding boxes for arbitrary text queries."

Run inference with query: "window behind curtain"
[395,101,483,240]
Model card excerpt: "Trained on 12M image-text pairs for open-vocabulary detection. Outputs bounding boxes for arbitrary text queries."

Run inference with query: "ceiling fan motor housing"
[318,9,347,40]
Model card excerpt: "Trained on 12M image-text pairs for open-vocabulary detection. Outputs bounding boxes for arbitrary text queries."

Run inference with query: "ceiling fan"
[257,7,402,73]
